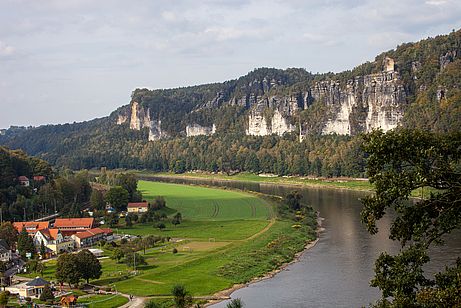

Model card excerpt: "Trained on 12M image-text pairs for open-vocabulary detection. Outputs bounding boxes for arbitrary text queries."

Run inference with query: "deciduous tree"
[361,129,461,307]
[76,249,102,284]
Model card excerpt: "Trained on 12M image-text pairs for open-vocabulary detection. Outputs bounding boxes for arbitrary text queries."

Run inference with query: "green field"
[22,181,316,305]
[137,181,272,220]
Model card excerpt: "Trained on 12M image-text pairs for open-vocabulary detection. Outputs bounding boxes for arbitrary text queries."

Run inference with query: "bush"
[172,248,178,254]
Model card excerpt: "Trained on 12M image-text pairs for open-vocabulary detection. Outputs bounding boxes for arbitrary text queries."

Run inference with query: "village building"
[127,202,149,213]
[7,277,50,297]
[0,239,12,262]
[33,175,46,182]
[33,229,74,254]
[71,228,113,248]
[17,176,30,187]
[13,221,50,236]
[53,218,95,236]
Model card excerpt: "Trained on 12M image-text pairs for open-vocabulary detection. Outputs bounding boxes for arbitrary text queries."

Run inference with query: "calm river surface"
[147,177,461,308]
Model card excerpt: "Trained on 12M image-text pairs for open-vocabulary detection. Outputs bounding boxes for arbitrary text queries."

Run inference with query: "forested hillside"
[1,30,460,176]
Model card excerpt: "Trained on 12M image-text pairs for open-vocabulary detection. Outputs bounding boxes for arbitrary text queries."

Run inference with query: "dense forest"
[1,30,460,176]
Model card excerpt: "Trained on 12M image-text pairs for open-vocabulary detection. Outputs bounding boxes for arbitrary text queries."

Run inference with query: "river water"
[147,177,461,308]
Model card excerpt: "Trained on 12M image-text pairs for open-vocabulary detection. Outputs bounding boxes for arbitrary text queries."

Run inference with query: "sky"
[1,0,460,128]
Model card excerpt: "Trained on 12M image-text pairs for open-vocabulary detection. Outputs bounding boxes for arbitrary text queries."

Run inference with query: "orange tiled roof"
[73,228,105,240]
[127,202,148,208]
[38,228,60,240]
[54,218,94,229]
[13,221,50,233]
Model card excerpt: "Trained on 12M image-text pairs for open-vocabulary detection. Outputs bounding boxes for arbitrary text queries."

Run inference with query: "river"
[146,176,461,308]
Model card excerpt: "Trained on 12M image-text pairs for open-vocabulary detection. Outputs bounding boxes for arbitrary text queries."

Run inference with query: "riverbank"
[205,215,324,307]
[133,171,373,191]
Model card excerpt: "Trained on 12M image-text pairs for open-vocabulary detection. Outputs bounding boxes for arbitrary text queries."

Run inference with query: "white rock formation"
[186,124,216,137]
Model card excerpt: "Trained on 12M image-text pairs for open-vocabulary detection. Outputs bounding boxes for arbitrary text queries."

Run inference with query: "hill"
[1,29,460,176]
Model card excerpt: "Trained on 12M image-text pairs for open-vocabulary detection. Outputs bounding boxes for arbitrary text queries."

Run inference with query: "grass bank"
[134,171,373,191]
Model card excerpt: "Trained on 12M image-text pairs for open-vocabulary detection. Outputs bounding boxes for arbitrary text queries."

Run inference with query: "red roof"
[13,221,50,234]
[54,218,95,229]
[127,202,148,208]
[33,176,46,181]
[73,228,106,240]
[99,228,113,235]
[18,176,29,181]
[38,228,60,240]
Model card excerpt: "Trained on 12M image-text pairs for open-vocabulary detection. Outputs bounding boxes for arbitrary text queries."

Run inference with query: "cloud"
[0,41,15,56]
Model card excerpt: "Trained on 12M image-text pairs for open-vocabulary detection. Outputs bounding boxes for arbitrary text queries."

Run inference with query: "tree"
[172,284,192,308]
[56,253,81,287]
[111,248,124,263]
[285,191,302,211]
[156,223,166,231]
[124,251,147,268]
[76,249,102,284]
[105,186,129,212]
[105,212,119,228]
[226,298,244,308]
[361,129,461,307]
[39,284,54,301]
[90,189,105,210]
[172,212,182,227]
[17,228,35,259]
[0,222,18,249]
[40,241,46,259]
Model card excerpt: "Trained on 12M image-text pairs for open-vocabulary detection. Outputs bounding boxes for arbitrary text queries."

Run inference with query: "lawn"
[137,181,271,220]
[77,294,129,308]
[120,219,270,240]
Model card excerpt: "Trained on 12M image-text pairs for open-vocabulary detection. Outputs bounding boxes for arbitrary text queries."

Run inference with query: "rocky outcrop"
[117,58,406,140]
[313,69,405,135]
[440,50,458,70]
[186,124,216,137]
[246,96,298,136]
[116,101,165,141]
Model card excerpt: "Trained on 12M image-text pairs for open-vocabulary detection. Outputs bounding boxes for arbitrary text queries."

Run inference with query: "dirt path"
[243,218,275,242]
[119,294,146,308]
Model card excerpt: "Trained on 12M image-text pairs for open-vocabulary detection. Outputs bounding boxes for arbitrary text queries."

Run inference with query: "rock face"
[117,101,165,141]
[116,57,407,140]
[318,70,405,135]
[186,124,216,137]
[246,96,298,136]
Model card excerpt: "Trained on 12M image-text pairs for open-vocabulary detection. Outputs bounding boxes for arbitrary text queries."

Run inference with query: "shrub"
[172,248,178,254]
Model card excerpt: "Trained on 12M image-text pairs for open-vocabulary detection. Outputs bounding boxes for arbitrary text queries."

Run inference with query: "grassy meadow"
[22,181,316,305]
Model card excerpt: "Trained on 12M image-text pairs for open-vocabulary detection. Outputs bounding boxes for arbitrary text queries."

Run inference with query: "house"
[0,239,12,262]
[34,229,74,254]
[127,202,149,213]
[71,228,113,248]
[13,221,50,236]
[33,175,46,182]
[18,176,30,187]
[53,218,95,236]
[7,277,50,297]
